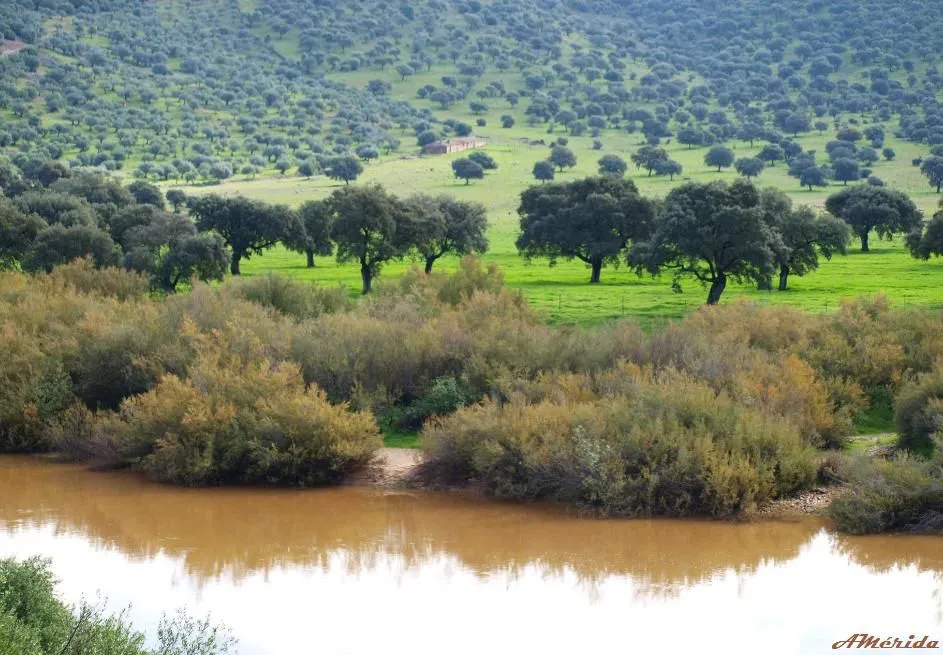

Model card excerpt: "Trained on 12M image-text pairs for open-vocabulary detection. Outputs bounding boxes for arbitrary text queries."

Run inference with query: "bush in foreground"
[56,334,381,486]
[420,367,818,518]
[826,445,943,534]
[0,557,234,655]
[894,370,943,455]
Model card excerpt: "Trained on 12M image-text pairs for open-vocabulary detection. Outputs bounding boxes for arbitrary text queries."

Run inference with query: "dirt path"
[351,448,422,487]
[0,40,26,57]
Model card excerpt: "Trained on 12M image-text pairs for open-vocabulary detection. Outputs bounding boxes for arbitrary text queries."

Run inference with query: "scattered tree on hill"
[784,113,810,136]
[758,144,785,166]
[323,156,363,185]
[467,151,497,171]
[518,176,655,284]
[533,160,555,183]
[328,185,413,294]
[451,158,485,184]
[920,156,943,193]
[598,154,627,177]
[127,181,165,208]
[0,200,45,268]
[123,212,229,291]
[704,146,735,172]
[297,161,316,178]
[654,158,683,180]
[631,180,784,305]
[825,185,922,252]
[549,146,577,172]
[190,195,303,275]
[631,145,668,176]
[799,166,829,191]
[832,158,860,186]
[735,157,765,179]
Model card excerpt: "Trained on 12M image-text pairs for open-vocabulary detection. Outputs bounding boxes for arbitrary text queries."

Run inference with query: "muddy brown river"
[0,456,940,655]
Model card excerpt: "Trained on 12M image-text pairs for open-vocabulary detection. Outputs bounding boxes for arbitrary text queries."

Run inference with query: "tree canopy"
[518,176,655,284]
[190,195,303,274]
[825,185,922,252]
[631,180,784,305]
[328,185,414,294]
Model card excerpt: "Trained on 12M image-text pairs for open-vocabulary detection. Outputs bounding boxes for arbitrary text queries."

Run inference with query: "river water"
[0,457,940,655]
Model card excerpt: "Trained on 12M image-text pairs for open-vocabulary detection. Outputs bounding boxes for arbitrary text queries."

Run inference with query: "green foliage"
[734,157,765,179]
[398,376,470,429]
[24,224,119,273]
[406,194,489,272]
[632,180,784,304]
[704,146,734,171]
[894,370,943,454]
[920,156,943,193]
[0,557,236,655]
[328,184,413,293]
[517,176,654,283]
[323,156,364,185]
[190,194,302,275]
[906,201,943,260]
[532,160,554,182]
[826,449,943,534]
[826,185,923,252]
[451,157,485,184]
[549,146,577,172]
[763,193,851,290]
[597,154,627,177]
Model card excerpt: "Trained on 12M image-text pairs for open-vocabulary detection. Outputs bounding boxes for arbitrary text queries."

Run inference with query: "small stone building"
[423,136,487,155]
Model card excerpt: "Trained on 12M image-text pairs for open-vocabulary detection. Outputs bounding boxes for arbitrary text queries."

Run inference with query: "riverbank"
[362,446,845,519]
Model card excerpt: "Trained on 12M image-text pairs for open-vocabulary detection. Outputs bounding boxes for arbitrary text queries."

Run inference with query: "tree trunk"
[230,251,242,276]
[360,264,373,295]
[424,256,436,274]
[778,264,790,291]
[706,273,726,305]
[306,249,315,268]
[860,230,870,253]
[589,259,602,283]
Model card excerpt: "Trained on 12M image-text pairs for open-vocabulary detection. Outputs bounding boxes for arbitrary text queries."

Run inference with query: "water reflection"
[0,457,941,655]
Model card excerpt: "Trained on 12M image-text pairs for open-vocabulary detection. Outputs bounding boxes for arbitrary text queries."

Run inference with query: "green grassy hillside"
[180,122,942,325]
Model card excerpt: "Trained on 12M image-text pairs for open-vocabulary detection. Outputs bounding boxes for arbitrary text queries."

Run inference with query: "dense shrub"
[395,375,471,430]
[6,260,943,502]
[66,335,381,485]
[0,557,235,654]
[826,447,943,534]
[894,370,943,454]
[229,273,353,320]
[47,258,149,301]
[421,367,818,518]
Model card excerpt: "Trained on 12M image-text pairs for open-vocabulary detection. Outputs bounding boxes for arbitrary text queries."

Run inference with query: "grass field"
[142,52,943,326]
[173,119,943,326]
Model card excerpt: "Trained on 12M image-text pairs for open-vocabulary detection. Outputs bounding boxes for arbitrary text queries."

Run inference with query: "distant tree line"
[516,175,928,304]
[0,157,488,295]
